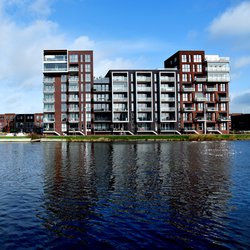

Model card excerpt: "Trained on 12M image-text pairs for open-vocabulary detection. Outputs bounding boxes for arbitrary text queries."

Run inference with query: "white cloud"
[209,1,250,37]
[0,0,162,113]
[234,55,250,68]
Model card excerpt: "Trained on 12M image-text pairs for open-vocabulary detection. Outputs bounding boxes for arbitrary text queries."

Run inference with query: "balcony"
[113,98,128,102]
[160,76,175,82]
[161,107,176,112]
[206,67,230,72]
[207,76,230,82]
[137,108,152,112]
[206,87,218,92]
[194,117,206,121]
[137,87,152,92]
[194,77,207,82]
[43,78,55,83]
[195,97,207,102]
[137,97,152,102]
[43,98,55,103]
[112,87,127,92]
[43,87,55,93]
[207,126,219,131]
[43,118,55,123]
[68,98,79,102]
[68,118,79,123]
[136,76,151,82]
[182,87,195,92]
[68,67,79,72]
[68,108,79,112]
[161,97,175,102]
[43,63,67,72]
[219,97,230,102]
[207,107,218,112]
[94,109,111,112]
[68,77,79,84]
[112,77,128,83]
[161,87,175,92]
[68,86,79,92]
[44,55,67,62]
[43,108,55,113]
[183,107,195,112]
[113,108,128,112]
[218,117,231,122]
[95,98,111,102]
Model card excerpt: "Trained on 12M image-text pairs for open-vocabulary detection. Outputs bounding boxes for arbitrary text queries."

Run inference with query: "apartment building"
[42,49,230,135]
[164,51,230,134]
[43,50,93,135]
[93,69,179,135]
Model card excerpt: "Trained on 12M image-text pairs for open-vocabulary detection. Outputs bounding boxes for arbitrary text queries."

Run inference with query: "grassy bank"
[41,134,250,142]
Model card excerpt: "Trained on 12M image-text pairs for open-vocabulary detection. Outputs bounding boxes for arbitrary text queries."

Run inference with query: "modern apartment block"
[43,50,93,135]
[93,69,178,135]
[164,51,230,134]
[42,49,230,135]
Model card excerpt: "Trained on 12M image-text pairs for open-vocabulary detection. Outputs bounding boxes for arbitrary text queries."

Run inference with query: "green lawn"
[42,134,250,142]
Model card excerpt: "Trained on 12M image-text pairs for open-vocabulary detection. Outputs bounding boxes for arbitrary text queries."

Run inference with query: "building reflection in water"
[41,141,233,247]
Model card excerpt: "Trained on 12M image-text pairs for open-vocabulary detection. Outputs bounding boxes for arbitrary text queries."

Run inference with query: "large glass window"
[69,54,78,63]
[85,54,91,62]
[85,64,91,72]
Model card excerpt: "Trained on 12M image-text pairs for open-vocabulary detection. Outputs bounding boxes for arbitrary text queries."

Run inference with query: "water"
[0,141,249,249]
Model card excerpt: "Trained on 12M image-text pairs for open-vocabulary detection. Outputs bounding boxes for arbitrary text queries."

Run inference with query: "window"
[182,55,187,62]
[69,54,78,62]
[85,64,91,72]
[86,103,91,112]
[61,83,67,92]
[221,84,226,92]
[183,93,188,101]
[85,83,91,92]
[62,124,67,132]
[86,93,91,102]
[197,84,203,92]
[198,103,203,111]
[85,54,91,62]
[183,113,188,121]
[182,74,187,82]
[61,93,67,101]
[221,123,227,130]
[61,113,67,122]
[182,64,190,72]
[85,73,91,82]
[197,64,202,72]
[221,103,226,111]
[61,75,67,82]
[86,113,91,122]
[194,54,202,62]
[61,103,67,112]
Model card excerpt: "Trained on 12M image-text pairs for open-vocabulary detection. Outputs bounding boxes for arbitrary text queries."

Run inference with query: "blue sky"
[0,0,250,113]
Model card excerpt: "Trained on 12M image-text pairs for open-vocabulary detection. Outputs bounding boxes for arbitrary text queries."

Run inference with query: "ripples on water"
[0,141,249,249]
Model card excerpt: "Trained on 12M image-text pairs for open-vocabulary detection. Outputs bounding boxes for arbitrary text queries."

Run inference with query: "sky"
[0,0,250,114]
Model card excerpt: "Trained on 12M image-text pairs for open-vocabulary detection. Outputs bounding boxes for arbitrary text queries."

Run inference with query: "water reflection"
[40,141,235,248]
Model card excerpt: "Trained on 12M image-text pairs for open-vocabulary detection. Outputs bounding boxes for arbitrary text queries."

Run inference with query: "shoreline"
[1,134,250,142]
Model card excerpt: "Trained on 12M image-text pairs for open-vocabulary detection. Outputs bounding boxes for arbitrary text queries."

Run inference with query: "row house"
[0,113,43,133]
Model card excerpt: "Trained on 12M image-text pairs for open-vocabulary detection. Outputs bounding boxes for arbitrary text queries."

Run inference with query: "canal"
[0,141,249,249]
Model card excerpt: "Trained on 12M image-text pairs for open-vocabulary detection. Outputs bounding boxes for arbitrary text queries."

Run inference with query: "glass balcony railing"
[44,55,67,61]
